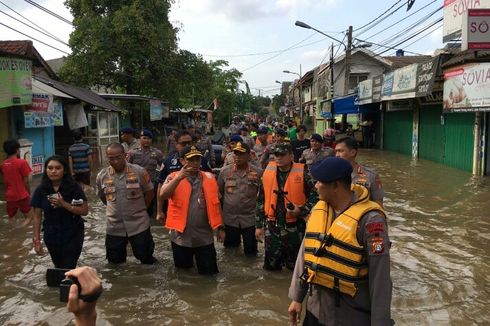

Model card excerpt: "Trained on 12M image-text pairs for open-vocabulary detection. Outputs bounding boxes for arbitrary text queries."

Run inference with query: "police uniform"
[256,143,318,270]
[127,146,163,183]
[96,163,156,264]
[218,143,262,255]
[288,158,392,325]
[300,147,334,171]
[196,136,216,168]
[223,149,259,167]
[352,163,385,204]
[157,152,212,186]
[253,142,268,162]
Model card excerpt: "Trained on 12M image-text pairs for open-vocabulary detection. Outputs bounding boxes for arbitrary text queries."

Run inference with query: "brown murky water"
[0,149,489,325]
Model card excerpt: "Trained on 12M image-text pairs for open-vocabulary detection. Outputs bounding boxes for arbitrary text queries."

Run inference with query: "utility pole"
[299,63,303,124]
[343,25,353,95]
[330,42,334,128]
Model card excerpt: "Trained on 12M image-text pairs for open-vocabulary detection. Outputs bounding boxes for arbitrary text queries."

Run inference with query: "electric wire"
[354,1,409,38]
[24,0,72,25]
[0,0,66,44]
[354,0,404,33]
[0,22,70,54]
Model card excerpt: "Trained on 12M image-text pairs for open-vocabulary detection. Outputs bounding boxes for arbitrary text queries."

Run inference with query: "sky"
[0,0,445,97]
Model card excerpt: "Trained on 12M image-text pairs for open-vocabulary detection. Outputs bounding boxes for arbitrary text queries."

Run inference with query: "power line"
[354,38,424,55]
[241,33,317,72]
[0,9,69,46]
[396,21,443,52]
[354,0,404,33]
[0,22,70,54]
[24,0,72,25]
[0,0,66,44]
[354,0,409,38]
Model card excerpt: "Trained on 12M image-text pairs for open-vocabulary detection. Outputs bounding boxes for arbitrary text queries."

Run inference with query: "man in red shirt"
[0,139,33,225]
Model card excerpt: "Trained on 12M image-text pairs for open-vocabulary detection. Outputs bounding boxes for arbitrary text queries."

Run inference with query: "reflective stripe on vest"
[303,184,385,297]
[165,171,222,233]
[262,161,306,223]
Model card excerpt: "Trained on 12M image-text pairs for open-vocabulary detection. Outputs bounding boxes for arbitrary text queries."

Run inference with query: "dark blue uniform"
[157,152,212,185]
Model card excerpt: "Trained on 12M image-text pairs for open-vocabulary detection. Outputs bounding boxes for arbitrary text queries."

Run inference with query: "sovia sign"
[462,8,490,50]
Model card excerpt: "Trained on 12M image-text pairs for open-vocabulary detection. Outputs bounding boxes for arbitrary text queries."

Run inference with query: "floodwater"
[0,149,489,325]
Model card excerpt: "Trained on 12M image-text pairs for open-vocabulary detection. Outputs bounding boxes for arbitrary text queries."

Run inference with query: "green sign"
[0,57,33,109]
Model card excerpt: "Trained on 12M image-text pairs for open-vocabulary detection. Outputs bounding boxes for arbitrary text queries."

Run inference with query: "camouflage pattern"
[256,166,318,270]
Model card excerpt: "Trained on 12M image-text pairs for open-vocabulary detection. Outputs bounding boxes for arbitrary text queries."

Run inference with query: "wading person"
[155,130,212,224]
[335,136,384,206]
[127,129,163,217]
[160,146,225,275]
[300,133,334,172]
[31,155,88,268]
[96,143,156,264]
[0,139,34,226]
[68,131,93,191]
[288,157,392,326]
[255,143,317,271]
[120,127,140,153]
[218,142,262,256]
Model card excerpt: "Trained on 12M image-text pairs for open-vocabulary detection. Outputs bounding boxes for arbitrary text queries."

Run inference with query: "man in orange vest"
[255,143,317,271]
[159,146,225,275]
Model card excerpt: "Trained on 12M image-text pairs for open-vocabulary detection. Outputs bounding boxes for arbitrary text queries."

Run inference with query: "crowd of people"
[1,117,392,325]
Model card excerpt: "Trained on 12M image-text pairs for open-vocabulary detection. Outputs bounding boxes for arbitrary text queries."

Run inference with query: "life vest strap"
[305,261,368,283]
[304,247,367,269]
[305,232,365,255]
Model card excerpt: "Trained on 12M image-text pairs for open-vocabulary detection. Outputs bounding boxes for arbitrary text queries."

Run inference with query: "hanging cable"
[24,0,72,25]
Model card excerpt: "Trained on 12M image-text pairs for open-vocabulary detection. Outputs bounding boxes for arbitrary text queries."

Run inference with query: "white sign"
[462,8,490,49]
[443,0,490,42]
[443,62,490,111]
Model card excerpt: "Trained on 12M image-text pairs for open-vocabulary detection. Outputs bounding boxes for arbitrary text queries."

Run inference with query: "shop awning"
[333,94,380,115]
[32,78,74,99]
[34,75,121,112]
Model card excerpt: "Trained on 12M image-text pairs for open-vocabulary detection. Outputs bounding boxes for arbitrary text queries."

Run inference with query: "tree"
[209,60,242,126]
[60,0,177,97]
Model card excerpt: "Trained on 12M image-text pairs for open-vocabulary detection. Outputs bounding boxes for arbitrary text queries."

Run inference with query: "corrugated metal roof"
[34,75,121,112]
[32,78,74,99]
[441,50,490,68]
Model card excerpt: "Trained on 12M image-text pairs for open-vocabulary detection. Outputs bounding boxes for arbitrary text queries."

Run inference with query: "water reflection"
[0,149,488,325]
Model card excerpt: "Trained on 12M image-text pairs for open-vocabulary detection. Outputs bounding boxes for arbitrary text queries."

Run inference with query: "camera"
[46,268,81,302]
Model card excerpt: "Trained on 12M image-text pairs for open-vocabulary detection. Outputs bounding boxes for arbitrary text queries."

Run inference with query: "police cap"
[230,135,243,143]
[310,157,353,183]
[140,128,153,139]
[257,126,268,135]
[232,142,250,153]
[179,145,203,159]
[120,127,134,135]
[275,128,287,137]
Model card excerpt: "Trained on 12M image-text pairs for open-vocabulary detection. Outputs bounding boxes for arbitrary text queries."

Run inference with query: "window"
[348,74,368,93]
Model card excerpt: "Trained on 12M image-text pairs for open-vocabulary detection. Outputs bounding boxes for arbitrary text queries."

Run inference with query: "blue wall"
[13,108,55,158]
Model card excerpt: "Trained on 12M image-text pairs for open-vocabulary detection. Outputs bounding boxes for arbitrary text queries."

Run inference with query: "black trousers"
[105,228,156,264]
[45,226,84,269]
[223,225,257,256]
[171,241,219,275]
[303,310,326,326]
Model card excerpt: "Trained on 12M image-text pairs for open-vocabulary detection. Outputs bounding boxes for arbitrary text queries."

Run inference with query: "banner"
[51,101,64,126]
[32,155,44,175]
[0,57,32,109]
[443,62,490,111]
[149,99,162,121]
[24,94,63,128]
[443,0,490,42]
[462,8,490,50]
[24,111,53,128]
[357,79,373,105]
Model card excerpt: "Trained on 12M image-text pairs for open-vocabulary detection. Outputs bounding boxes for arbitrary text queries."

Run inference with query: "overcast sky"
[0,0,444,96]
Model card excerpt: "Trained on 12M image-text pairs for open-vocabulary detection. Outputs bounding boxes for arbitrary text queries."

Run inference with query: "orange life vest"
[165,171,223,233]
[262,161,306,223]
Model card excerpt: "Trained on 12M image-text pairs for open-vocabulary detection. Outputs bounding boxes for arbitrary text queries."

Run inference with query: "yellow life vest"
[303,184,385,297]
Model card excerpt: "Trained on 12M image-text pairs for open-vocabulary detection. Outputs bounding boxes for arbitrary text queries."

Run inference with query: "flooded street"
[0,149,489,325]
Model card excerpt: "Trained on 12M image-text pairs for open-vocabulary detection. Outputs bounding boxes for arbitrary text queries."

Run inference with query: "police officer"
[155,130,212,224]
[160,146,225,275]
[195,129,216,168]
[299,133,334,171]
[255,143,317,271]
[260,128,287,169]
[288,157,392,326]
[218,142,262,256]
[96,143,156,264]
[253,126,269,163]
[120,127,140,153]
[335,136,385,206]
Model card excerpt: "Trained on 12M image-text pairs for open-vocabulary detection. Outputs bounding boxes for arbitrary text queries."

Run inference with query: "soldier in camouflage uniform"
[335,136,385,206]
[255,143,318,271]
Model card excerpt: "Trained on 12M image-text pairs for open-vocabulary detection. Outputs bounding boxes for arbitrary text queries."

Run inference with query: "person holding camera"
[255,143,317,271]
[65,266,103,326]
[31,155,89,268]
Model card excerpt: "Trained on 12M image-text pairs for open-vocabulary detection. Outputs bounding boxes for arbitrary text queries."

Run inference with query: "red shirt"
[0,157,32,201]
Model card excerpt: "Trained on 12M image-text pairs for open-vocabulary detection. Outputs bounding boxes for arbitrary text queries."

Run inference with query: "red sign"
[28,93,50,112]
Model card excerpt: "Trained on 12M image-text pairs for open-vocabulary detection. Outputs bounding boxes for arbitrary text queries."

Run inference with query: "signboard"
[443,62,490,111]
[24,94,63,128]
[31,155,44,175]
[149,99,162,121]
[0,57,32,109]
[51,101,64,126]
[462,8,490,49]
[358,57,439,103]
[443,0,490,42]
[386,99,415,111]
[24,111,53,128]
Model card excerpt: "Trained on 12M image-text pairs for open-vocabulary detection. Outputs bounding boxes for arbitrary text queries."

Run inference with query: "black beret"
[310,157,353,183]
[120,127,134,135]
[275,128,287,137]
